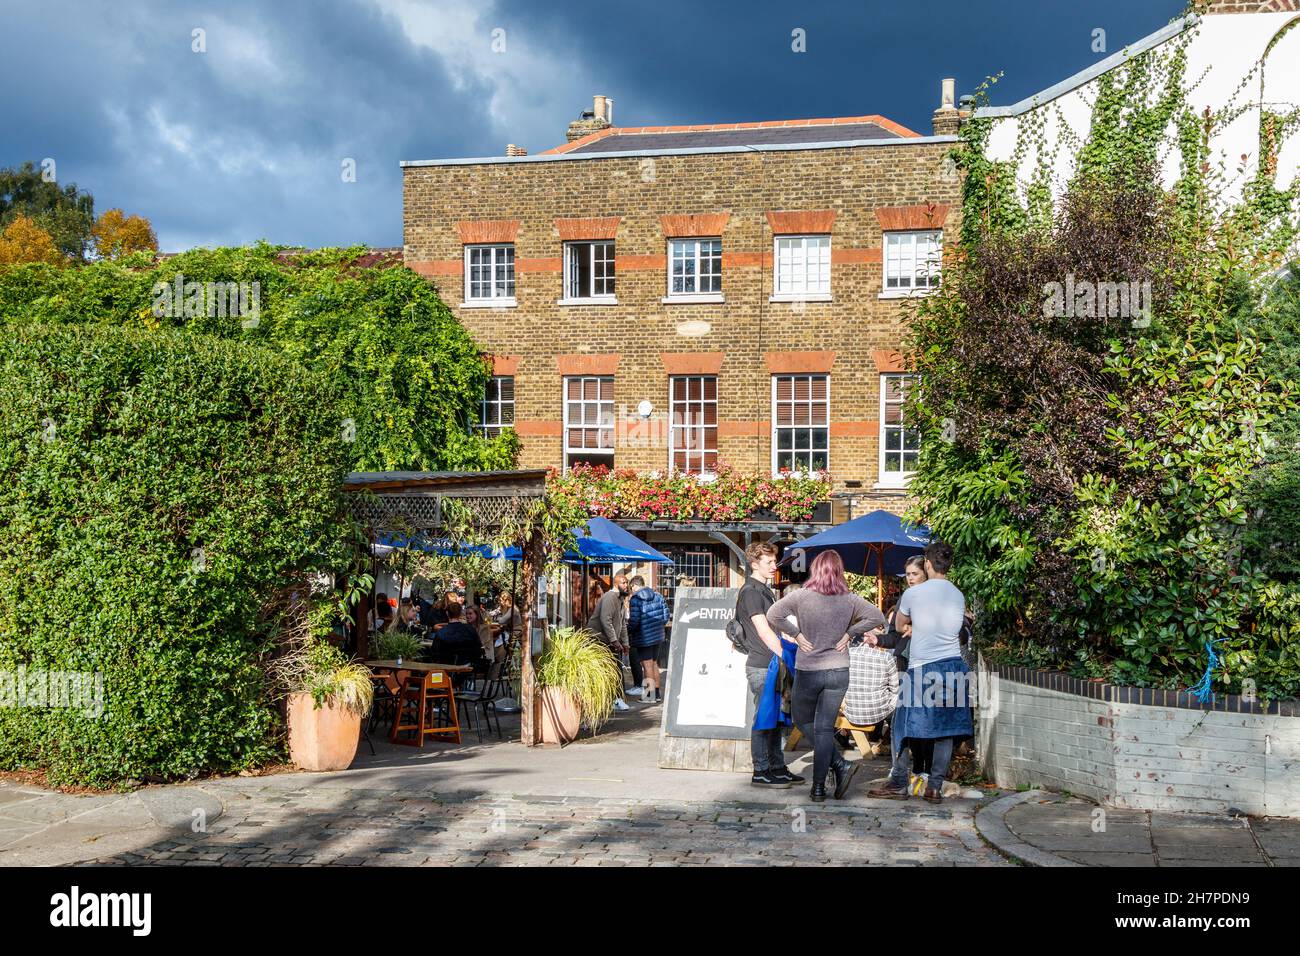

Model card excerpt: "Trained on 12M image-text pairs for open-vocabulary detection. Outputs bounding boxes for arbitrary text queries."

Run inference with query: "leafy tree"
[91,208,158,260]
[0,161,95,260]
[0,214,63,266]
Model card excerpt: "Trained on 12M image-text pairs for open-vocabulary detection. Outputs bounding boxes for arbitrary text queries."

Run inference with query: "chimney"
[931,77,964,136]
[506,144,528,157]
[566,93,615,142]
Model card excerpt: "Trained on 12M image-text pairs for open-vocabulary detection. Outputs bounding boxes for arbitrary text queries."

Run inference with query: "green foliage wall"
[0,325,352,786]
[0,244,519,472]
[907,17,1300,699]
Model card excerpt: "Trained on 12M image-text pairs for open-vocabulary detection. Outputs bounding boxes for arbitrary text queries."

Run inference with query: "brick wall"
[978,661,1300,816]
[403,141,960,504]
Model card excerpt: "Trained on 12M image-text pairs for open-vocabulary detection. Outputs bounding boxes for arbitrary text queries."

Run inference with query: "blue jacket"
[627,587,669,647]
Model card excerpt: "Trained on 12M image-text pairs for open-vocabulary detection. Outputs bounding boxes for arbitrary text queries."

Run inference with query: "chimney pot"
[941,78,956,110]
[506,144,528,157]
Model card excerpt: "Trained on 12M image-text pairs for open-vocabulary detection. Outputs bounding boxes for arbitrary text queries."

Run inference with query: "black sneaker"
[772,767,806,784]
[751,772,795,789]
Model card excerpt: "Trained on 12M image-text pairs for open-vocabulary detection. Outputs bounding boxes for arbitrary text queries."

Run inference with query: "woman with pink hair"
[766,550,886,801]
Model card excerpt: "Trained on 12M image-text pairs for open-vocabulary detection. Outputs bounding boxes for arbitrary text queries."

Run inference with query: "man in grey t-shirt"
[896,576,965,669]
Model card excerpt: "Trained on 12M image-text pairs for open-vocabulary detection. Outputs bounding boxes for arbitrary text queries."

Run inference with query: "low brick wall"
[977,659,1300,817]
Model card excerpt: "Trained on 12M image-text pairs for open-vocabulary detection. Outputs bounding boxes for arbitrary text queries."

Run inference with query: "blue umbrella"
[567,516,673,564]
[783,509,930,604]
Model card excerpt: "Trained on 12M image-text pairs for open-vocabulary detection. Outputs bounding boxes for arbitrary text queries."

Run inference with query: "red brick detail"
[871,350,906,373]
[830,421,877,437]
[616,254,666,270]
[491,355,520,376]
[456,219,520,244]
[555,216,621,240]
[767,210,837,234]
[718,421,769,438]
[722,251,771,267]
[537,114,921,155]
[875,204,950,231]
[833,248,882,265]
[513,421,563,437]
[408,259,461,276]
[660,352,725,375]
[557,354,621,376]
[764,351,836,374]
[660,213,731,237]
[516,257,562,273]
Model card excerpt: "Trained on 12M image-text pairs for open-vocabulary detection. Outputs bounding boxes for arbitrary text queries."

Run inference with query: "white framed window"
[464,244,516,304]
[669,375,718,474]
[879,374,920,484]
[772,235,831,300]
[883,230,942,294]
[563,241,615,302]
[666,238,722,300]
[479,376,515,437]
[563,375,614,470]
[771,374,829,475]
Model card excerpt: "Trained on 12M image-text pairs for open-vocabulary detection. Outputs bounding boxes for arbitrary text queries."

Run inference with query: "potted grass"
[371,629,423,663]
[286,642,374,771]
[535,626,623,745]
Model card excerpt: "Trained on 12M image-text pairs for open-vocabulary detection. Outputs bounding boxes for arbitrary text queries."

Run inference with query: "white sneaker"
[613,698,630,712]
[625,687,643,697]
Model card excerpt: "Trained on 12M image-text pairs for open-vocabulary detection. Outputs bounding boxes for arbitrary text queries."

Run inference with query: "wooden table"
[366,660,474,675]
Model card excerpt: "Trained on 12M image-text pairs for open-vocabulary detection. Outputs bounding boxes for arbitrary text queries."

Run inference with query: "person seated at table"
[427,603,485,665]
[489,593,521,656]
[465,605,495,668]
[374,592,394,633]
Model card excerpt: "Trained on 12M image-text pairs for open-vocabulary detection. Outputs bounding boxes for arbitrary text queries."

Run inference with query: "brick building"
[401,85,964,596]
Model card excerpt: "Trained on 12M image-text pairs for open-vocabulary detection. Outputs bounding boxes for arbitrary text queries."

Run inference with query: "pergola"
[344,469,550,746]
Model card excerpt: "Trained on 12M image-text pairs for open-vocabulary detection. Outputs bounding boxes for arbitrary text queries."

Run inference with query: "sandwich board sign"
[658,587,756,772]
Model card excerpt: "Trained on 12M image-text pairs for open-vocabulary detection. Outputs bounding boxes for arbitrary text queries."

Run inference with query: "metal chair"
[456,660,506,742]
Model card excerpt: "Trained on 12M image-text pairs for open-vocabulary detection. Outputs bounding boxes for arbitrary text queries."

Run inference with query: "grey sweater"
[766,588,886,671]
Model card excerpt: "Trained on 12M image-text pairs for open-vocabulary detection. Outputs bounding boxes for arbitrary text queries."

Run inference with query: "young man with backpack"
[733,541,803,789]
[626,575,668,704]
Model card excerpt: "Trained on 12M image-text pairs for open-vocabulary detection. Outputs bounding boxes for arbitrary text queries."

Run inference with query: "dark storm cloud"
[0,0,1187,250]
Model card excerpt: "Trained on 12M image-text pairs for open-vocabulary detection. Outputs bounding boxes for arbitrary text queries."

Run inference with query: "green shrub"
[0,324,352,786]
[0,243,519,472]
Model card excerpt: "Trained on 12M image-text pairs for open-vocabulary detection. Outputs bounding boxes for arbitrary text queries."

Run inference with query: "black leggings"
[791,667,849,787]
[912,738,935,774]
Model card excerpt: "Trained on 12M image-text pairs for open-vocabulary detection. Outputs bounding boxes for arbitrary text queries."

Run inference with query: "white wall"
[982,11,1300,208]
[978,661,1300,816]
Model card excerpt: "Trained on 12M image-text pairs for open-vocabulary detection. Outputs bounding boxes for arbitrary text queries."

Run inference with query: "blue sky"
[0,0,1188,251]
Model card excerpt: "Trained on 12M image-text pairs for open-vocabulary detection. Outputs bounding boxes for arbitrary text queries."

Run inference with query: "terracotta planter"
[539,686,582,745]
[287,691,361,771]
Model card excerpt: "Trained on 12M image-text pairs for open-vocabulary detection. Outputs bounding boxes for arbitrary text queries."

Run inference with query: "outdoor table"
[367,661,472,746]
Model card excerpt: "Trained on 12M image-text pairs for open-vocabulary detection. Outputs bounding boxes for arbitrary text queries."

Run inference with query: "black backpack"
[725,582,761,654]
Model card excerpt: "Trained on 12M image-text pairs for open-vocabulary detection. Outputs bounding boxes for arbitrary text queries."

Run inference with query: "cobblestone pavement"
[79,782,1010,866]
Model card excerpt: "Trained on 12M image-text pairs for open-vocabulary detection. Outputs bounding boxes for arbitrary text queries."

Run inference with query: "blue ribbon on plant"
[753,641,798,730]
[1188,637,1225,705]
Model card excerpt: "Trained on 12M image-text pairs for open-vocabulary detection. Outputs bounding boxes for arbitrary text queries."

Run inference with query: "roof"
[399,114,954,168]
[544,115,919,156]
[343,470,549,493]
[975,15,1194,119]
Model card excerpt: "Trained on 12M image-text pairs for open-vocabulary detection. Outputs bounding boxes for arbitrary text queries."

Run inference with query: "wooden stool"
[785,714,882,756]
[391,670,462,746]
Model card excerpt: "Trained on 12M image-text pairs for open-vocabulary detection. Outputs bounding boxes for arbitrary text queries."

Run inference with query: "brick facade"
[403,135,960,523]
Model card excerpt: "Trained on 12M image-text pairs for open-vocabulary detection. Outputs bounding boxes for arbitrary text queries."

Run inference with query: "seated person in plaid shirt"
[843,624,897,726]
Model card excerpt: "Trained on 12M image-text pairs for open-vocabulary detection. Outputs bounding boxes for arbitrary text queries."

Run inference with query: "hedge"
[0,324,351,787]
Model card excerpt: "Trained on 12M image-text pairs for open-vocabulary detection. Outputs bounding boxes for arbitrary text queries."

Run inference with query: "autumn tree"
[0,214,63,266]
[92,208,158,260]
